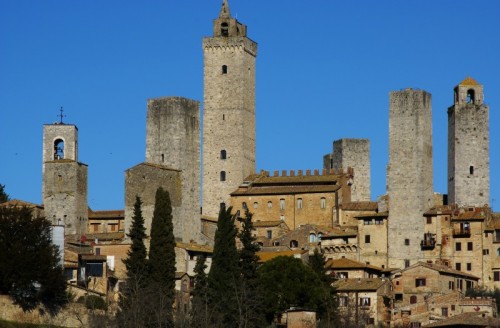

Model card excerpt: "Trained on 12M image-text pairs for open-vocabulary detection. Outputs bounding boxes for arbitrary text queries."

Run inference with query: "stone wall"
[387,89,434,269]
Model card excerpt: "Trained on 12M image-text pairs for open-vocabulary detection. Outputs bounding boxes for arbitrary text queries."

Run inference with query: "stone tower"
[448,77,489,208]
[387,89,434,269]
[42,122,88,235]
[125,97,201,243]
[323,138,371,202]
[202,0,257,218]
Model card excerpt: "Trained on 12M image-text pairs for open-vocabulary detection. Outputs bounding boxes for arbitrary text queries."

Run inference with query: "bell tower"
[448,77,490,207]
[202,0,258,218]
[42,113,88,235]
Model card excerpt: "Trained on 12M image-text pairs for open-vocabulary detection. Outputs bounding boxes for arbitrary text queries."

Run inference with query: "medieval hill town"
[1,1,499,327]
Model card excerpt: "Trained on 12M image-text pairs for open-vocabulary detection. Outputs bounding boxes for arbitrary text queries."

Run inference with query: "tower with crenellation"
[448,77,490,208]
[202,0,258,218]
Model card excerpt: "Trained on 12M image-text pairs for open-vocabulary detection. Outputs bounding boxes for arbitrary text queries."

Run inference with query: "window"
[494,271,500,282]
[161,154,164,163]
[458,279,463,290]
[338,296,348,307]
[280,215,285,221]
[395,294,403,301]
[54,139,65,159]
[466,89,475,104]
[279,199,285,210]
[467,263,472,271]
[364,219,372,225]
[297,198,303,209]
[109,224,117,232]
[415,278,426,287]
[309,233,317,243]
[410,295,417,304]
[405,259,410,268]
[267,201,272,208]
[497,248,500,256]
[222,65,228,74]
[375,218,383,225]
[220,171,226,181]
[467,242,473,251]
[441,307,448,317]
[483,249,490,255]
[426,217,432,224]
[456,263,461,271]
[320,197,326,209]
[253,202,258,209]
[470,165,474,175]
[290,240,298,248]
[242,202,247,209]
[337,272,348,279]
[85,262,103,277]
[221,22,229,36]
[449,281,455,290]
[456,242,462,251]
[466,280,473,290]
[411,323,421,328]
[359,297,370,306]
[220,150,227,159]
[266,230,272,239]
[365,235,371,244]
[366,318,375,325]
[405,239,410,246]
[220,202,226,211]
[451,305,455,311]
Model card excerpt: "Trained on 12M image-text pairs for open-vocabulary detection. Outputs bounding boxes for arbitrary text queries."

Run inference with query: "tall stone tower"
[323,138,371,202]
[387,89,434,269]
[42,122,88,235]
[202,0,257,218]
[448,77,489,208]
[125,97,201,243]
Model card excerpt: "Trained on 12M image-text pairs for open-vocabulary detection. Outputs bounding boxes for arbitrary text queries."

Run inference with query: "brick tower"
[202,0,257,218]
[42,119,88,235]
[448,77,490,208]
[387,89,434,269]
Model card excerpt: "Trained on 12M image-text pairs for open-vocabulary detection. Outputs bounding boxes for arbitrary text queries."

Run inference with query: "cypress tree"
[118,196,148,327]
[309,248,338,327]
[0,184,9,203]
[148,187,176,327]
[237,208,265,327]
[190,255,209,328]
[207,205,239,325]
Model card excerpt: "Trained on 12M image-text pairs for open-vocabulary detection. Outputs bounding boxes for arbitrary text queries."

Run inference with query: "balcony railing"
[453,228,471,237]
[421,238,436,250]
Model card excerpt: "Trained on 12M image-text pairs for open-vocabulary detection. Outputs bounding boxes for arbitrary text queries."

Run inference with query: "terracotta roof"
[257,250,307,263]
[354,212,388,219]
[342,202,378,211]
[320,227,358,238]
[404,262,479,280]
[176,242,213,254]
[80,254,107,261]
[325,258,383,271]
[452,208,487,221]
[249,172,343,185]
[175,272,189,279]
[491,213,500,229]
[0,199,43,208]
[425,311,497,327]
[333,278,388,292]
[88,209,124,219]
[424,205,455,216]
[253,220,284,228]
[231,184,341,196]
[201,215,218,223]
[459,76,480,86]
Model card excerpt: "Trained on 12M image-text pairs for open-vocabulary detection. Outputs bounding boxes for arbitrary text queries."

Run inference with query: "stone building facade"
[448,77,490,208]
[42,123,88,235]
[324,138,371,202]
[202,0,257,218]
[387,89,434,269]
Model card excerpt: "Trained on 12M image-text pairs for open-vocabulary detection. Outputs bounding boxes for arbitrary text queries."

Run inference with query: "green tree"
[236,208,265,327]
[207,205,239,326]
[118,196,149,327]
[0,205,67,315]
[148,187,176,327]
[0,184,9,203]
[258,256,327,323]
[190,255,209,328]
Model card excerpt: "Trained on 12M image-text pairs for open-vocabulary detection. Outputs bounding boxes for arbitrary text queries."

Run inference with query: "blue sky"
[1,1,499,211]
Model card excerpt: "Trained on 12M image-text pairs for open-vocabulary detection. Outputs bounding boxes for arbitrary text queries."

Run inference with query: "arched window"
[220,150,227,159]
[410,295,417,304]
[496,248,500,256]
[466,89,475,104]
[320,197,326,209]
[290,240,299,248]
[279,199,285,210]
[253,202,258,209]
[309,233,317,243]
[470,165,474,175]
[222,65,228,74]
[267,201,272,208]
[318,233,323,241]
[221,23,229,37]
[220,171,226,182]
[297,198,303,209]
[54,139,64,159]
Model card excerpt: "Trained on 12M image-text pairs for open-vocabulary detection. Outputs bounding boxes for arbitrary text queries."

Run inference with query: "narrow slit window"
[470,166,474,175]
[220,171,226,182]
[220,150,227,159]
[222,65,228,74]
